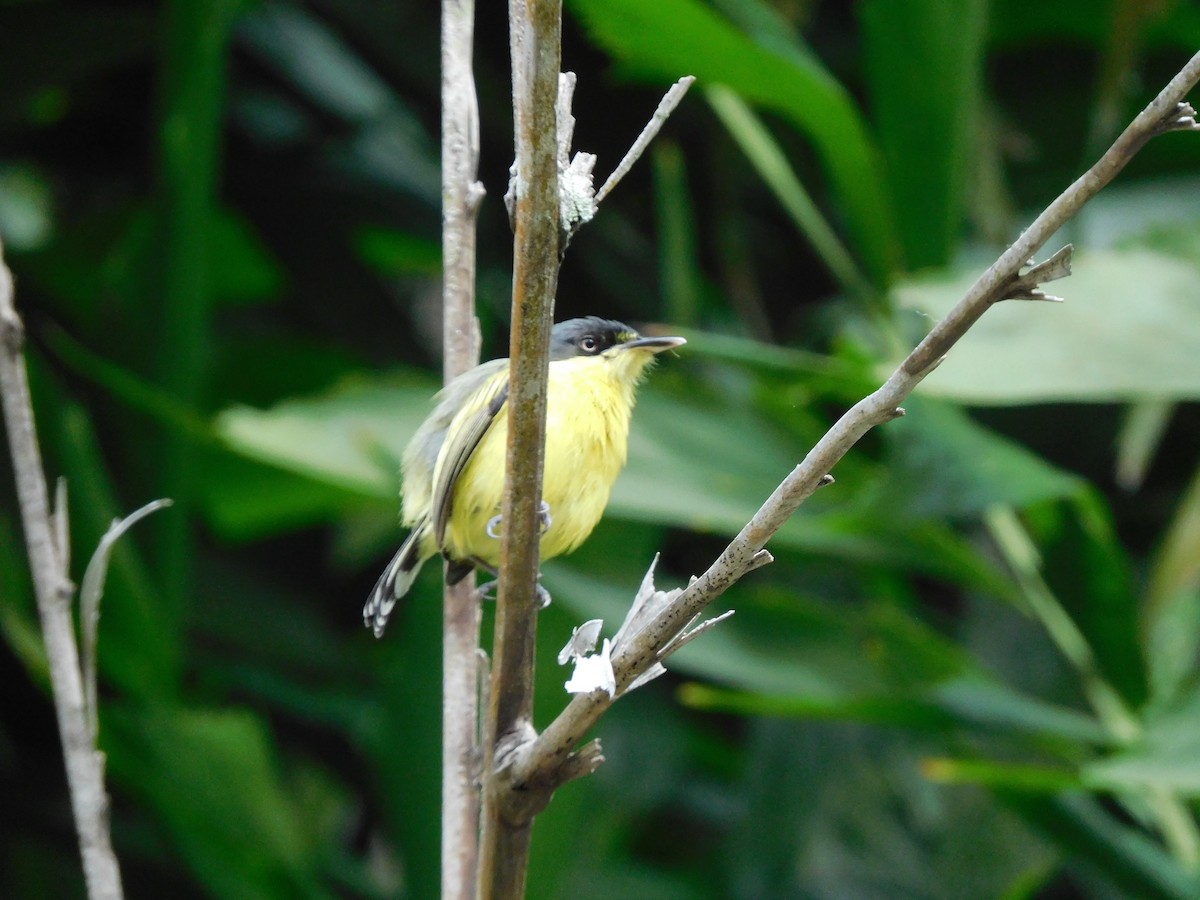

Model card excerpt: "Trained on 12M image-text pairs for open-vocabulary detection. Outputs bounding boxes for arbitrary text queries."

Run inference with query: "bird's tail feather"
[364,522,427,638]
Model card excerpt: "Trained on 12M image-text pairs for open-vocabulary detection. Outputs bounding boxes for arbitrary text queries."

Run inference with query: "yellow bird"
[365,316,685,637]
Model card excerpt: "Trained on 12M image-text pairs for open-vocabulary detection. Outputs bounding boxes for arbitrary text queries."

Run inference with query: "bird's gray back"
[400,357,509,524]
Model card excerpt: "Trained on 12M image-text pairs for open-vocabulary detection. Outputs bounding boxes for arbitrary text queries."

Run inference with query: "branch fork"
[1003,244,1074,303]
[1153,100,1198,135]
[505,73,696,250]
[483,51,1200,827]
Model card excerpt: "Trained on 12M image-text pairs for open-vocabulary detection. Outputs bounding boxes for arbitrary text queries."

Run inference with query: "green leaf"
[684,679,1108,747]
[1144,585,1200,710]
[1005,793,1200,900]
[705,85,875,302]
[989,0,1200,53]
[875,396,1083,518]
[930,677,1110,746]
[238,2,440,204]
[1025,492,1147,707]
[621,390,1014,593]
[355,226,441,276]
[1084,690,1200,795]
[671,326,866,385]
[1146,457,1200,621]
[652,141,703,326]
[1143,458,1200,704]
[215,373,439,499]
[551,565,1099,744]
[860,0,987,268]
[199,453,373,541]
[105,706,330,900]
[922,757,1082,793]
[1115,399,1174,491]
[212,332,368,408]
[724,721,1057,899]
[894,248,1200,404]
[207,210,287,305]
[44,324,213,439]
[566,0,899,284]
[189,559,378,733]
[354,593,444,899]
[1077,175,1200,254]
[22,204,283,327]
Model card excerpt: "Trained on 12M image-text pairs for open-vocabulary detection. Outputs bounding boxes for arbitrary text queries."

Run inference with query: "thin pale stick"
[596,76,696,204]
[440,1,486,897]
[0,242,125,898]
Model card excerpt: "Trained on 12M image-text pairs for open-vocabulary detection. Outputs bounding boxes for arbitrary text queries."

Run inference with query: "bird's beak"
[619,335,687,353]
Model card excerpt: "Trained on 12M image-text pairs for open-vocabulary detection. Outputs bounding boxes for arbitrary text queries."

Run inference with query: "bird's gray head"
[549,317,685,360]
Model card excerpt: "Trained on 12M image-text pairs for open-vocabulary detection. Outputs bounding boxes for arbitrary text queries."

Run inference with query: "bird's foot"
[471,575,552,608]
[485,501,552,539]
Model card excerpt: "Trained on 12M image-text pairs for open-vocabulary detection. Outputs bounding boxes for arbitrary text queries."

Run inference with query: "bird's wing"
[431,369,510,546]
[401,358,507,527]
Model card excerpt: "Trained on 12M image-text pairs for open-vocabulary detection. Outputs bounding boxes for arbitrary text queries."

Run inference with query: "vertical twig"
[0,244,125,898]
[441,0,486,897]
[476,0,562,897]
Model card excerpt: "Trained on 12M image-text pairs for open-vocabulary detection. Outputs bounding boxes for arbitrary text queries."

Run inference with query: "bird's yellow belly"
[440,359,633,568]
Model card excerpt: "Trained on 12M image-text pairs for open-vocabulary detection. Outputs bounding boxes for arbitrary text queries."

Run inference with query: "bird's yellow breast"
[440,351,647,567]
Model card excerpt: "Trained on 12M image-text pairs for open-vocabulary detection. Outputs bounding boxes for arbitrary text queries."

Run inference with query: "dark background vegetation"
[2,0,1200,897]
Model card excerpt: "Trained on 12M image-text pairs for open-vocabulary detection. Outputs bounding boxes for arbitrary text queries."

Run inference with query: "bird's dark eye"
[580,335,599,353]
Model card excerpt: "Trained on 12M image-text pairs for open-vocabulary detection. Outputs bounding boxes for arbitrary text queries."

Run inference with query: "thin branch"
[440,1,485,897]
[508,50,1200,803]
[659,608,735,660]
[476,0,562,896]
[53,477,70,575]
[1007,244,1073,302]
[533,74,693,253]
[80,498,174,744]
[596,76,696,204]
[0,242,125,898]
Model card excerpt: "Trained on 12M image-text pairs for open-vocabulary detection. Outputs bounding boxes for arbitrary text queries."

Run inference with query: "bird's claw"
[485,501,552,539]
[471,577,551,609]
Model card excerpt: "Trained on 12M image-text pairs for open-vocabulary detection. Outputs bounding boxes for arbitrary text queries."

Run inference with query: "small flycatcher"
[365,316,685,637]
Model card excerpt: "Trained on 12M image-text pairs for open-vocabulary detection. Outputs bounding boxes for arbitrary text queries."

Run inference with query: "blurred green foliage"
[2,0,1200,897]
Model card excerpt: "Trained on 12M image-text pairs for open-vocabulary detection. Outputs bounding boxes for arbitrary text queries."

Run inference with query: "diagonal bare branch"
[506,48,1200,805]
[596,76,696,204]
